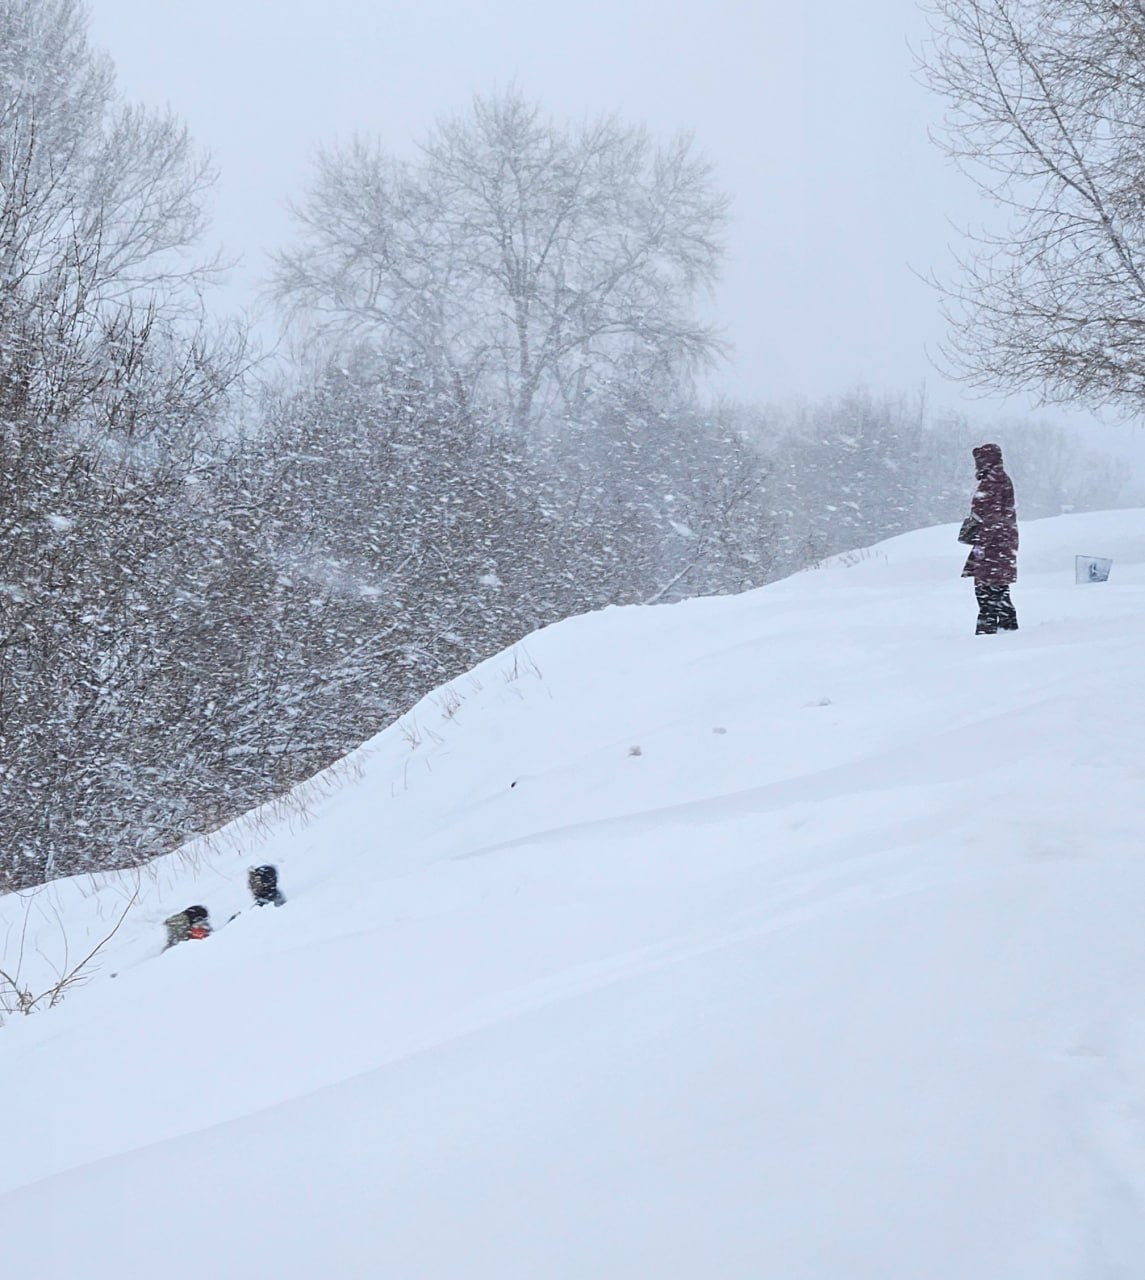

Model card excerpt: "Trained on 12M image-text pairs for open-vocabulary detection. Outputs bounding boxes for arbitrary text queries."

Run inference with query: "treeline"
[1,1,1137,890]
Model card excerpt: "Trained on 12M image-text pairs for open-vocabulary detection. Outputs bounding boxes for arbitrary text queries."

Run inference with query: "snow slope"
[3,510,1145,1279]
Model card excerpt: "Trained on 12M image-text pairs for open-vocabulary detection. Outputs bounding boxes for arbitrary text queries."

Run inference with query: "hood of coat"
[973,442,1004,479]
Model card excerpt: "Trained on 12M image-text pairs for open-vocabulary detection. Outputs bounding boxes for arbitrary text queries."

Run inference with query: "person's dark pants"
[974,581,1018,634]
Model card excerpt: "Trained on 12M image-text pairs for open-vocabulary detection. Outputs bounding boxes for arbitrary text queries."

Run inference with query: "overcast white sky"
[88,0,1143,453]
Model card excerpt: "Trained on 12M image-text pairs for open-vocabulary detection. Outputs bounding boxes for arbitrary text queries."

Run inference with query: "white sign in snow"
[1075,555,1113,584]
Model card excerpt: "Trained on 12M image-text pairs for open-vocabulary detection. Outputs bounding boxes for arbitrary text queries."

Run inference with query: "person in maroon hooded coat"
[961,442,1019,634]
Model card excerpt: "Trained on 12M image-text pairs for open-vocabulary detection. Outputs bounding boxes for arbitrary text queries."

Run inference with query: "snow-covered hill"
[4,510,1145,1279]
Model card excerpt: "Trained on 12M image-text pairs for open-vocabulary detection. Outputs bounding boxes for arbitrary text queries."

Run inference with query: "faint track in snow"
[453,696,1081,865]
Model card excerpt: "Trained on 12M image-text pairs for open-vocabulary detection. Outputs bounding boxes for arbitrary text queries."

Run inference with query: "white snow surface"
[4,510,1145,1278]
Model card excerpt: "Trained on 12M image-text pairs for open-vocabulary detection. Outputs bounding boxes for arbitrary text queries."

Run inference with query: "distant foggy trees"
[265,92,773,710]
[920,0,1145,414]
[249,351,777,687]
[761,390,1135,569]
[269,90,770,616]
[272,91,727,433]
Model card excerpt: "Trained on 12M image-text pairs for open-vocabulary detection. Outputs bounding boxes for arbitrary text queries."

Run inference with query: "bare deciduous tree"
[919,0,1145,413]
[271,90,729,432]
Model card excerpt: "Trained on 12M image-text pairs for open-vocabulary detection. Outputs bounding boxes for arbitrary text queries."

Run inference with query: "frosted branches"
[271,90,729,433]
[920,0,1145,413]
